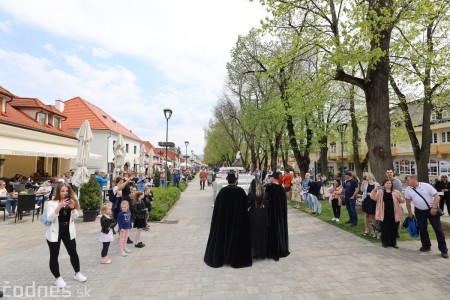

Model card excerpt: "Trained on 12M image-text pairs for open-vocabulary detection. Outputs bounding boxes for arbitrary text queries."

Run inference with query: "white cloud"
[92,47,112,58]
[42,43,57,55]
[0,20,14,33]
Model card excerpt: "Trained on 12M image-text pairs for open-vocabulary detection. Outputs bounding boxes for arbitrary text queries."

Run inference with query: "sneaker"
[442,252,449,259]
[54,277,66,289]
[419,247,431,252]
[120,251,128,257]
[127,238,133,244]
[73,272,87,283]
[135,242,145,248]
[331,217,336,221]
[335,218,339,223]
[124,248,132,253]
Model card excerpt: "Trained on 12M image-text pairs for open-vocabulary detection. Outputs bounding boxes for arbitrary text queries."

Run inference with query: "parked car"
[212,172,254,202]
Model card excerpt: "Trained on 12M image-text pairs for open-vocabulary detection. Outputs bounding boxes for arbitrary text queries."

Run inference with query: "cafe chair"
[0,199,6,221]
[15,194,37,223]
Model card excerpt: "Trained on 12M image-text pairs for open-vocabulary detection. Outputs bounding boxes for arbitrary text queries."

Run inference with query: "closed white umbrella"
[72,120,93,187]
[113,134,126,175]
[139,143,146,173]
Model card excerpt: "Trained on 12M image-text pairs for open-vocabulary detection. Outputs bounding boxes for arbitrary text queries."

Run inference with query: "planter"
[82,210,98,222]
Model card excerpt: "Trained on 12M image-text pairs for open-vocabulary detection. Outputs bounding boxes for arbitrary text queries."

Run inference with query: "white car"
[212,171,255,202]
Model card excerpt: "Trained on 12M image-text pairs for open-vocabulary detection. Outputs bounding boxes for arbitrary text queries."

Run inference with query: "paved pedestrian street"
[1,183,450,299]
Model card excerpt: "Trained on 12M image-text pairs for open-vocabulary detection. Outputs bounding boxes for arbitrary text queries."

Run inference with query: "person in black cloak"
[248,176,269,259]
[204,171,252,268]
[265,171,290,260]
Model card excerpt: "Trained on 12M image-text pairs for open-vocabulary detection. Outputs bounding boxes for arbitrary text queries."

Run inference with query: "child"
[100,202,117,264]
[117,201,133,257]
[143,185,153,231]
[132,191,148,248]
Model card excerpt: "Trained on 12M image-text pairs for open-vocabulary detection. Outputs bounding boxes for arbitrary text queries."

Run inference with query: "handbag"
[402,215,419,238]
[39,213,52,226]
[412,188,444,217]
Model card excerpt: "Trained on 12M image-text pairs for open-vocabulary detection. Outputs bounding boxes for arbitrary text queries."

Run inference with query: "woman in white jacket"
[45,183,87,288]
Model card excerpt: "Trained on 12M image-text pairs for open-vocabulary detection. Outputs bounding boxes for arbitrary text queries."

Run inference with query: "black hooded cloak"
[265,183,290,260]
[204,185,252,268]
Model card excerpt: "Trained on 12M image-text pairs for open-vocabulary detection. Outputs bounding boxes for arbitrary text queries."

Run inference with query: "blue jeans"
[1,198,17,215]
[346,198,357,224]
[160,179,165,187]
[303,192,312,210]
[310,194,321,214]
[415,207,448,253]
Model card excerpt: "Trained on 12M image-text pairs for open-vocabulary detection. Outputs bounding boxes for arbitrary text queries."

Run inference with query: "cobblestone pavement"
[1,182,450,299]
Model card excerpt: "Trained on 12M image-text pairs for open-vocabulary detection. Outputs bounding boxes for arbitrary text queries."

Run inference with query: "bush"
[179,180,187,191]
[149,187,181,221]
[154,170,161,187]
[79,175,102,211]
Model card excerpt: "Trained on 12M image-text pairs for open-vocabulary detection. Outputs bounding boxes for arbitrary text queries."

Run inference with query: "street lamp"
[184,141,189,169]
[337,123,348,184]
[163,108,172,188]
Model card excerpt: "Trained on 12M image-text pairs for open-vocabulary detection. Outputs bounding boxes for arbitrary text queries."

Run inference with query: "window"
[134,145,137,154]
[442,132,450,143]
[442,110,450,119]
[431,112,437,121]
[428,159,438,176]
[126,144,129,153]
[396,160,416,175]
[390,143,397,148]
[431,133,438,144]
[348,163,355,171]
[330,143,336,153]
[53,117,61,129]
[37,113,46,125]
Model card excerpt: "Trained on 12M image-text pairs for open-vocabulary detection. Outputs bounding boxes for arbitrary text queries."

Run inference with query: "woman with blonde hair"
[361,172,379,237]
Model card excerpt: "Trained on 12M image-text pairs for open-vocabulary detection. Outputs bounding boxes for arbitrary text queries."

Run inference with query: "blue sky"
[0,0,266,155]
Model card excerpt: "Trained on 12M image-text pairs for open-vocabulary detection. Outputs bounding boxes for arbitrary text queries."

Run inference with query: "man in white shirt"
[35,180,52,212]
[405,175,448,259]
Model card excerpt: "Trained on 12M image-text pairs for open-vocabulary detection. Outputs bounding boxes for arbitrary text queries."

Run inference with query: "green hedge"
[179,180,187,191]
[150,187,181,221]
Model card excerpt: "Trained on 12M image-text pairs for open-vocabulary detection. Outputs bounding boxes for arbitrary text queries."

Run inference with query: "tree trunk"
[318,135,328,176]
[349,85,364,179]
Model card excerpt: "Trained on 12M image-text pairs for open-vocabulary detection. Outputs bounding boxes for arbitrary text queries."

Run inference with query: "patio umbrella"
[72,120,93,187]
[139,143,146,173]
[113,134,126,175]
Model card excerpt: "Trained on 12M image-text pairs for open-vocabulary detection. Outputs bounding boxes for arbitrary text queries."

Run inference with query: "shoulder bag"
[39,213,52,226]
[412,188,444,217]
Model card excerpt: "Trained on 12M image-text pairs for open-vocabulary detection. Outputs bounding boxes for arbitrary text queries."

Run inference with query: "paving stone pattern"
[1,182,450,299]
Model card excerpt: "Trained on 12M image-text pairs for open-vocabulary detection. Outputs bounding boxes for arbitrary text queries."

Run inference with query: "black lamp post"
[337,123,348,184]
[184,141,189,169]
[163,108,172,188]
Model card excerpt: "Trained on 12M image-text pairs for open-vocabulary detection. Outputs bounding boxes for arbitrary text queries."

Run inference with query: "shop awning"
[0,136,101,159]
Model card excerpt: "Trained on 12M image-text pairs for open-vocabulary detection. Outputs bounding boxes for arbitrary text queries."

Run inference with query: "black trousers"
[439,197,450,215]
[200,181,205,189]
[47,225,80,278]
[415,207,448,253]
[331,199,341,218]
[101,242,110,257]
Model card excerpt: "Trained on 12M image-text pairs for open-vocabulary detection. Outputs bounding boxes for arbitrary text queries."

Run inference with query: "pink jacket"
[370,189,405,222]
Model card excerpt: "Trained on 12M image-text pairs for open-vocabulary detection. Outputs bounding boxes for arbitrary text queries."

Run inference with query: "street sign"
[158,142,175,147]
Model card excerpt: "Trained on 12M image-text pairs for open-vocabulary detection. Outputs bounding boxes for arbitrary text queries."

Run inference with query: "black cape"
[265,183,290,260]
[204,185,252,268]
[248,179,269,259]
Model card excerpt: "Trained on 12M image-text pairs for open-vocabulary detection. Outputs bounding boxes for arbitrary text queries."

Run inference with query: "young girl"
[143,185,153,231]
[45,183,86,288]
[132,191,148,248]
[100,202,117,264]
[117,201,132,257]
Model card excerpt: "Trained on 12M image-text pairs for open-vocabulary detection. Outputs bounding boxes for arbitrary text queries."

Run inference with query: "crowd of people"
[248,167,449,258]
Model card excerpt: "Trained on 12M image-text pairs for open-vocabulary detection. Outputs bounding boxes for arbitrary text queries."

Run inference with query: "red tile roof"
[11,97,67,118]
[142,141,157,155]
[63,97,141,141]
[154,148,179,161]
[0,102,76,139]
[0,86,16,98]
